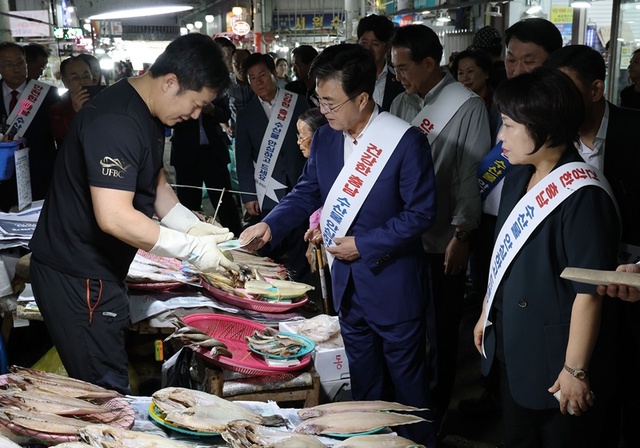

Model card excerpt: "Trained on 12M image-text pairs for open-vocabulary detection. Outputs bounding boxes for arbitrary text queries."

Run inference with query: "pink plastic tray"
[127,281,183,291]
[200,279,308,313]
[183,313,311,376]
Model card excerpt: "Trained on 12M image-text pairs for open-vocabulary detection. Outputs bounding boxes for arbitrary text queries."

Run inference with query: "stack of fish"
[151,387,286,433]
[163,318,232,358]
[0,367,130,442]
[126,250,199,287]
[221,420,326,448]
[294,401,427,438]
[245,327,306,358]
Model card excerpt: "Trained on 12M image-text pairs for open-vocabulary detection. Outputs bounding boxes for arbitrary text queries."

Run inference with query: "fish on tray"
[0,408,89,435]
[294,411,425,435]
[297,400,428,419]
[333,434,426,447]
[79,424,192,448]
[221,421,325,448]
[0,389,108,416]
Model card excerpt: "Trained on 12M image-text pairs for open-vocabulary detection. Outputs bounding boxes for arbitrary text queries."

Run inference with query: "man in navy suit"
[235,53,309,280]
[240,44,438,446]
[0,42,59,211]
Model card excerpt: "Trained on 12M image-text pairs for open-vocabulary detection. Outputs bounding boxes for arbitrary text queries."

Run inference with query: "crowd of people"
[0,14,637,448]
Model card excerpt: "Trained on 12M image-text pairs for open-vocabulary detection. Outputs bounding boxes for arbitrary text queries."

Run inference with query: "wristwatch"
[453,229,471,243]
[564,364,588,380]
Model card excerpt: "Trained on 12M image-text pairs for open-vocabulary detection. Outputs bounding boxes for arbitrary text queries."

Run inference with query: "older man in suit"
[240,44,438,446]
[0,42,59,211]
[235,53,309,280]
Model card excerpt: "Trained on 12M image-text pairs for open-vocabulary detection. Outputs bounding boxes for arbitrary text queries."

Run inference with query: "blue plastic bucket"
[0,141,20,181]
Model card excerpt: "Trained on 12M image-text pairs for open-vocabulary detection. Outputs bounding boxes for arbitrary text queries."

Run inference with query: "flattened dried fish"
[333,434,425,447]
[294,411,425,435]
[298,400,428,419]
[79,424,192,447]
[164,405,284,433]
[153,387,251,413]
[0,409,89,435]
[0,390,107,416]
[8,367,120,399]
[222,421,325,448]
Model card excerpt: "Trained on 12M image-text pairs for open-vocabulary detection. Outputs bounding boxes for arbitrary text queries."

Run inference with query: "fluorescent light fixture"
[436,10,452,23]
[186,23,194,30]
[570,1,591,8]
[205,15,214,23]
[88,5,193,20]
[485,3,502,17]
[180,27,188,35]
[194,21,203,29]
[526,5,543,14]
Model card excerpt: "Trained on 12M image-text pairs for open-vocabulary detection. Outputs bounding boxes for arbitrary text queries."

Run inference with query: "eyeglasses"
[0,60,26,71]
[393,62,416,77]
[311,95,356,114]
[66,74,94,83]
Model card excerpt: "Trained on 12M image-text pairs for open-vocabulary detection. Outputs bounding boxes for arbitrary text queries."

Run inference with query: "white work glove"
[161,203,231,236]
[150,226,240,272]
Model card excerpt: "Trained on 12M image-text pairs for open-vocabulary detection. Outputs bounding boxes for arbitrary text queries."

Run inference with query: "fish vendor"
[28,34,238,394]
[240,43,438,446]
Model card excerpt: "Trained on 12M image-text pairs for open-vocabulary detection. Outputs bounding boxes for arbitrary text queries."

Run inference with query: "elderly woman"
[296,108,328,269]
[473,67,619,447]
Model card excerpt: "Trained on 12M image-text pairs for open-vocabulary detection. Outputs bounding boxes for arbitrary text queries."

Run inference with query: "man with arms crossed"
[240,44,438,446]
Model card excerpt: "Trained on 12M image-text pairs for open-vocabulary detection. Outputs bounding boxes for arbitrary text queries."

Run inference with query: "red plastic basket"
[200,279,309,313]
[182,313,311,376]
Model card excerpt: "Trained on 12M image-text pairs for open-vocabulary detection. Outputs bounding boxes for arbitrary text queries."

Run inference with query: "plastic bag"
[161,346,205,390]
[297,314,340,343]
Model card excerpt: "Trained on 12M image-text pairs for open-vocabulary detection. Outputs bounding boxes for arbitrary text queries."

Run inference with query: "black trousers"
[425,252,466,425]
[30,257,131,394]
[499,362,613,448]
[173,145,242,236]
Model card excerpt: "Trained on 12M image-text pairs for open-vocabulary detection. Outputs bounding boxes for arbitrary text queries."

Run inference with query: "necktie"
[8,90,18,114]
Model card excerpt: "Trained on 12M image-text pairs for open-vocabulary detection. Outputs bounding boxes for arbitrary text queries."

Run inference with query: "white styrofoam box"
[279,318,350,382]
[320,377,352,403]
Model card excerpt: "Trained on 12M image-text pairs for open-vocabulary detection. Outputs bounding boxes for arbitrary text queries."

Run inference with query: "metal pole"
[0,0,13,42]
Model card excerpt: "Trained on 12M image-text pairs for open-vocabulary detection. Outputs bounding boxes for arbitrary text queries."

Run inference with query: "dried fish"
[79,424,192,447]
[246,329,306,358]
[0,409,89,435]
[221,421,326,448]
[8,367,121,399]
[0,390,107,416]
[51,443,91,447]
[294,411,425,435]
[298,400,428,419]
[333,434,425,447]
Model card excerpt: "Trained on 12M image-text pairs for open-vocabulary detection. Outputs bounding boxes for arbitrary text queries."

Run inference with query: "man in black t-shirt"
[29,34,238,394]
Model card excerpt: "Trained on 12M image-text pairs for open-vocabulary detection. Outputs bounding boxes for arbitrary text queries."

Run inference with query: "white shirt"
[2,80,26,116]
[343,106,379,163]
[577,102,609,171]
[372,64,389,108]
[258,88,279,119]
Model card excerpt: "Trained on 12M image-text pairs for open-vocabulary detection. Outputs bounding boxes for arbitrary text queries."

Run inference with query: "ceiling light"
[186,23,194,30]
[485,3,502,17]
[194,21,203,29]
[87,5,193,20]
[570,1,591,8]
[232,6,244,16]
[436,10,451,23]
[205,15,214,23]
[526,4,543,14]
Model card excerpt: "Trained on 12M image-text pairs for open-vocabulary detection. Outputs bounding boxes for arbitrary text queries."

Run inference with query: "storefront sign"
[272,13,344,30]
[232,20,251,36]
[9,10,49,38]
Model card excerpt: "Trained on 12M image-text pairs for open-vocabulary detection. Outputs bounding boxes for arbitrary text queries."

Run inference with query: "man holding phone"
[49,55,95,145]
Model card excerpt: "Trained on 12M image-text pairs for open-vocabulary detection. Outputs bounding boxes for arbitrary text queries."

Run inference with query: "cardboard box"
[279,319,350,382]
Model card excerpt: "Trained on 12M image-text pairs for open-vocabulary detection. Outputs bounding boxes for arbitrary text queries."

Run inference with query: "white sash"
[255,89,298,208]
[410,81,475,145]
[481,162,616,356]
[6,80,52,138]
[320,113,410,270]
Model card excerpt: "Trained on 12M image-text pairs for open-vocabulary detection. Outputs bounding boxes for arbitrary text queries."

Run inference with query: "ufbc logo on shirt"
[100,156,130,178]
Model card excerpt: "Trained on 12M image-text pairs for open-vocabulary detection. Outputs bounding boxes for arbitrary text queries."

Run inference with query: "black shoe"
[457,390,501,415]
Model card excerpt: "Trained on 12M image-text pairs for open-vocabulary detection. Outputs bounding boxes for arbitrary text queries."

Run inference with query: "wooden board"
[560,267,640,288]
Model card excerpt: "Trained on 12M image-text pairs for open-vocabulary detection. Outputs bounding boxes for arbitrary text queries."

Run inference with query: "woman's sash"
[481,162,616,356]
[320,113,410,270]
[255,90,298,208]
